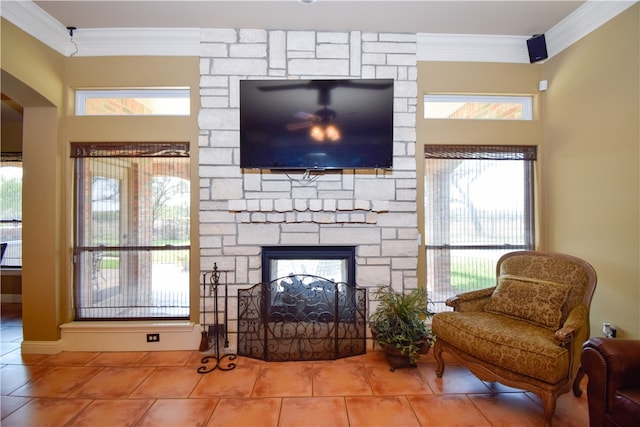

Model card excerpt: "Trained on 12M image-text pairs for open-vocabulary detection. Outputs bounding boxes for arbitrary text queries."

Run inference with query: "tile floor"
[1,303,589,426]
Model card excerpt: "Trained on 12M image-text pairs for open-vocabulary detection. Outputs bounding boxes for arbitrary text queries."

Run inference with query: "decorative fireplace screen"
[237,274,366,361]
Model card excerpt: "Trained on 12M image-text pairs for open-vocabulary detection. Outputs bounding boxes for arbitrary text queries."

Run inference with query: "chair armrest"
[583,337,640,389]
[446,287,495,312]
[555,304,588,344]
[581,337,640,421]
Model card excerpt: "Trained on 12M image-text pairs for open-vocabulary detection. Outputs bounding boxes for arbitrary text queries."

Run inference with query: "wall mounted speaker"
[527,34,548,63]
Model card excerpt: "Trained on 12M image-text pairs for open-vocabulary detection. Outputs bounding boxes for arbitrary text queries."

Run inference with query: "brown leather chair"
[581,337,640,427]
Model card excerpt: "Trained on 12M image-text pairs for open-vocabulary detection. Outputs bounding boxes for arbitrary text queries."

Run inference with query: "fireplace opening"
[261,246,355,284]
[237,246,366,361]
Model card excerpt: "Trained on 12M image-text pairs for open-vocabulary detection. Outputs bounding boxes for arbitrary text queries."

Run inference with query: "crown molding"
[1,1,200,57]
[546,0,637,58]
[417,34,530,63]
[417,0,638,63]
[1,0,71,55]
[3,0,637,59]
[71,28,201,57]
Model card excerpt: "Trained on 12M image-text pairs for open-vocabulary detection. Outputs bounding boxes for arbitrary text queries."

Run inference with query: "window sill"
[61,320,195,333]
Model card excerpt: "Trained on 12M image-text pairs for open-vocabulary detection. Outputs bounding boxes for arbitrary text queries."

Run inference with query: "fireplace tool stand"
[197,263,237,373]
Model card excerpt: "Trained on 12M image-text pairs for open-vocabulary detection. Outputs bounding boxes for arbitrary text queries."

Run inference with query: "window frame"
[0,154,23,268]
[71,141,191,320]
[423,145,537,312]
[75,88,191,116]
[424,95,533,120]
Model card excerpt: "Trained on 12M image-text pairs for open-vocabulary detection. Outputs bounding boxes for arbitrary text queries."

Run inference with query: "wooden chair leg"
[434,340,445,378]
[572,366,585,397]
[540,391,557,427]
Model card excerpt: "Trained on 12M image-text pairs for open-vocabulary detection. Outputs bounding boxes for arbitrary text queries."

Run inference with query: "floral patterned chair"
[432,251,597,427]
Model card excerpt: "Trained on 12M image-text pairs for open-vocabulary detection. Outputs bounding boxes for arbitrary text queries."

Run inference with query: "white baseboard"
[58,321,202,352]
[21,339,64,354]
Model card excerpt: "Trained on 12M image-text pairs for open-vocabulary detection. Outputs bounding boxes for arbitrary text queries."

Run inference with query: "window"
[72,142,190,320]
[424,145,536,312]
[0,154,22,268]
[424,95,533,120]
[75,89,190,116]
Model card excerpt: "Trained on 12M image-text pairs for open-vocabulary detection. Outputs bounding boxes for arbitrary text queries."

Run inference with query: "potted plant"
[370,285,435,371]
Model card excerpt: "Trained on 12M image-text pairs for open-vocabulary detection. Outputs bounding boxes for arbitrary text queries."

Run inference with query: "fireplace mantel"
[228,199,389,224]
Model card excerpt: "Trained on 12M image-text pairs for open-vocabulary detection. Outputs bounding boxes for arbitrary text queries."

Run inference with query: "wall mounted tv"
[239,79,394,170]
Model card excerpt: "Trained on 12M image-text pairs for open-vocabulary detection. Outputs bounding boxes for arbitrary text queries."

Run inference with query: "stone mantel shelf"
[228,198,389,224]
[228,198,389,213]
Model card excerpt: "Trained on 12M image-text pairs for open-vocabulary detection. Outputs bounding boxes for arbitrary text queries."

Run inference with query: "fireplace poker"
[199,271,209,352]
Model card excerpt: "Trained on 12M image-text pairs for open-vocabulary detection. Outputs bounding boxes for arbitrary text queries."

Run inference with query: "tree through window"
[424,145,536,312]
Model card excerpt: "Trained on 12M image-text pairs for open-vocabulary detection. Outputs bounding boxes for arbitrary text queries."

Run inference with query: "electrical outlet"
[603,323,617,338]
[147,333,160,342]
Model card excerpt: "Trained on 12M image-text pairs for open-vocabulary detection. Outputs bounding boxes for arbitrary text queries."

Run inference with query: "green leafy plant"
[370,285,435,365]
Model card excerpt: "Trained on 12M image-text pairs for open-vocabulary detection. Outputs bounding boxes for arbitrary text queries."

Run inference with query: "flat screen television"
[239,79,394,170]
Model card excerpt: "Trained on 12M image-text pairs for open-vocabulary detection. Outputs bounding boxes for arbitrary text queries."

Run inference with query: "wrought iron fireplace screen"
[237,274,366,361]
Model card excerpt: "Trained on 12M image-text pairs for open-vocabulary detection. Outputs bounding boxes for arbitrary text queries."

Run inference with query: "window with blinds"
[0,154,22,268]
[72,142,190,320]
[424,145,536,312]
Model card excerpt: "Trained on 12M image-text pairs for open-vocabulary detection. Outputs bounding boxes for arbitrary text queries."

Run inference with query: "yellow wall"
[2,3,638,345]
[416,4,640,338]
[64,56,201,323]
[1,19,201,343]
[2,19,65,341]
[1,21,65,106]
[541,5,640,338]
[415,61,545,294]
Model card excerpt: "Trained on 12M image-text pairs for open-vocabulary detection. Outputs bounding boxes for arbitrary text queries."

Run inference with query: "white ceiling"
[34,0,585,36]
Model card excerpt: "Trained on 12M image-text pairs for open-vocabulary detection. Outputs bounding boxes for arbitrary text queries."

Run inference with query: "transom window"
[424,145,536,312]
[424,95,533,120]
[75,89,190,116]
[72,142,190,320]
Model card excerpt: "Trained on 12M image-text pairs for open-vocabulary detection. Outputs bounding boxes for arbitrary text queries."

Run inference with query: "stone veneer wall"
[198,28,418,343]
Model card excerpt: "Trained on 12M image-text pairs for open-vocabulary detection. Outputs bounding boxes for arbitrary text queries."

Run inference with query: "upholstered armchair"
[581,337,640,426]
[432,251,597,427]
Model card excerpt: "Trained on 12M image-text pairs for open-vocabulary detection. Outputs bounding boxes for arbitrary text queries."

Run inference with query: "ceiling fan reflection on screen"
[258,80,392,143]
[287,107,342,142]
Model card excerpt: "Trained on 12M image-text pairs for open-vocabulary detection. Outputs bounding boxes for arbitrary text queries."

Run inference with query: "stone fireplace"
[198,28,420,353]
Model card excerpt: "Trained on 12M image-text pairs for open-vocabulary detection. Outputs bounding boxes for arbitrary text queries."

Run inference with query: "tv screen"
[239,79,394,170]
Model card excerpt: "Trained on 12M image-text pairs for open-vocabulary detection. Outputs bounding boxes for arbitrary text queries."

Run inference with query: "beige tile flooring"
[1,304,589,426]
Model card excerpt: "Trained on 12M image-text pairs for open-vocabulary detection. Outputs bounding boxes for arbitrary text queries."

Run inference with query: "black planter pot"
[379,341,431,371]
